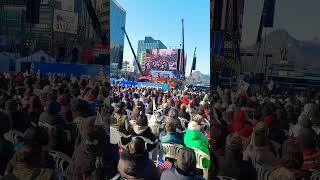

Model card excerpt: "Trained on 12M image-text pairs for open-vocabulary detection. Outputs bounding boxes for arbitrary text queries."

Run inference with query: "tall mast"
[182,18,185,77]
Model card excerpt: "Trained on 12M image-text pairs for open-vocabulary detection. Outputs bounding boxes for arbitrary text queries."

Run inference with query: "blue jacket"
[160,132,184,145]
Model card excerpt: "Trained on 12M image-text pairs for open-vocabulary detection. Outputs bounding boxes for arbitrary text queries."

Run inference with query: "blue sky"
[116,0,210,75]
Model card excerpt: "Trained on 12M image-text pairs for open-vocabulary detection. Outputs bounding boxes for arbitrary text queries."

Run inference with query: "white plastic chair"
[49,150,72,175]
[126,110,132,120]
[255,163,272,180]
[191,148,210,180]
[217,176,239,180]
[160,143,184,160]
[4,130,24,144]
[110,127,121,145]
[311,170,320,180]
[178,117,189,129]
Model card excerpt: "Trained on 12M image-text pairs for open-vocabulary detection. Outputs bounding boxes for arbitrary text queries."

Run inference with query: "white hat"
[188,121,200,130]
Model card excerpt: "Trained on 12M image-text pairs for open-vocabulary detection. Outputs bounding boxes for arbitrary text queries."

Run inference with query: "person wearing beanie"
[166,108,183,131]
[269,140,311,180]
[289,112,313,138]
[179,105,191,121]
[65,126,107,180]
[244,122,280,168]
[4,99,30,132]
[160,148,206,180]
[39,100,73,156]
[160,122,184,145]
[297,128,320,170]
[217,133,256,180]
[303,103,320,125]
[184,121,210,169]
[129,114,157,152]
[118,137,160,180]
[227,97,253,139]
[2,143,58,180]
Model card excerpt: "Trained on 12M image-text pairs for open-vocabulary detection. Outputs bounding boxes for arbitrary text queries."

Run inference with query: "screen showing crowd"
[144,49,178,73]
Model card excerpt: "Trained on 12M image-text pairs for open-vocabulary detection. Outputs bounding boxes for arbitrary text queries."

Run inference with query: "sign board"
[53,9,78,34]
[126,65,134,72]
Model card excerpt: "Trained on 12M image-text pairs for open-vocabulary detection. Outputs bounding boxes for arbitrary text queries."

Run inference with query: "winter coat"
[2,164,58,180]
[129,125,157,152]
[160,168,206,180]
[184,129,210,168]
[217,154,257,180]
[160,132,184,145]
[117,150,160,180]
[39,112,73,156]
[65,144,105,180]
[269,166,311,180]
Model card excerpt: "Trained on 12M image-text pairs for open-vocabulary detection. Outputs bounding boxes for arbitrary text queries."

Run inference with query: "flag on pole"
[191,56,196,70]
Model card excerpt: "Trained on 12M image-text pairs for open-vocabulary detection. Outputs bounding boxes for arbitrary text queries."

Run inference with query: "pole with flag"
[190,47,197,77]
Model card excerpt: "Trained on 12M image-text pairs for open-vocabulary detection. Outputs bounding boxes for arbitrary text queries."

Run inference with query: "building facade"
[137,36,167,71]
[110,0,126,69]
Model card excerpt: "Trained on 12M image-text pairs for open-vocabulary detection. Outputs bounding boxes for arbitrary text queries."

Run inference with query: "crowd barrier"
[32,62,109,77]
[116,81,169,89]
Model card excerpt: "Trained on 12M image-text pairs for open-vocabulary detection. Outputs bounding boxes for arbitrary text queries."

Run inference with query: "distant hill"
[244,29,320,69]
[187,70,210,84]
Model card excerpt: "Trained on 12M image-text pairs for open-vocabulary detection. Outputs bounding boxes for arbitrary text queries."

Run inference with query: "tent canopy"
[16,50,56,63]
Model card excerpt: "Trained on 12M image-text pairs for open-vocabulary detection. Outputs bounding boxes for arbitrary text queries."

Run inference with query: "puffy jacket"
[118,151,160,180]
[160,168,206,180]
[184,129,210,168]
[160,132,184,145]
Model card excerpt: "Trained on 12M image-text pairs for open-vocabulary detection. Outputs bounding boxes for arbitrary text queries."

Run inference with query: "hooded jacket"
[117,150,160,180]
[184,129,210,168]
[130,125,157,152]
[160,132,184,145]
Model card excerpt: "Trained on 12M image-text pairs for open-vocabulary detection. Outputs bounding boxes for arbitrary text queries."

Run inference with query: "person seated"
[243,122,280,169]
[118,137,161,180]
[129,114,157,152]
[2,143,58,180]
[5,126,55,175]
[38,100,73,156]
[269,140,311,180]
[297,128,320,170]
[160,122,184,145]
[65,126,106,180]
[184,121,210,169]
[217,133,256,180]
[160,148,205,180]
[166,108,183,131]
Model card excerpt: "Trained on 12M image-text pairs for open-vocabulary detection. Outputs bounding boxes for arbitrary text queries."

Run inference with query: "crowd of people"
[144,54,177,72]
[0,71,320,180]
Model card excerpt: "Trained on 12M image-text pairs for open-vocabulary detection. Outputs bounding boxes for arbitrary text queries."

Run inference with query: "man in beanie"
[129,114,157,152]
[217,133,256,180]
[160,122,184,145]
[184,121,210,169]
[118,137,160,180]
[160,148,205,180]
[166,108,183,131]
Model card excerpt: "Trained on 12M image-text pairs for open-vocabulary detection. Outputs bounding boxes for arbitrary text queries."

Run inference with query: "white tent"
[0,52,16,72]
[16,50,56,72]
